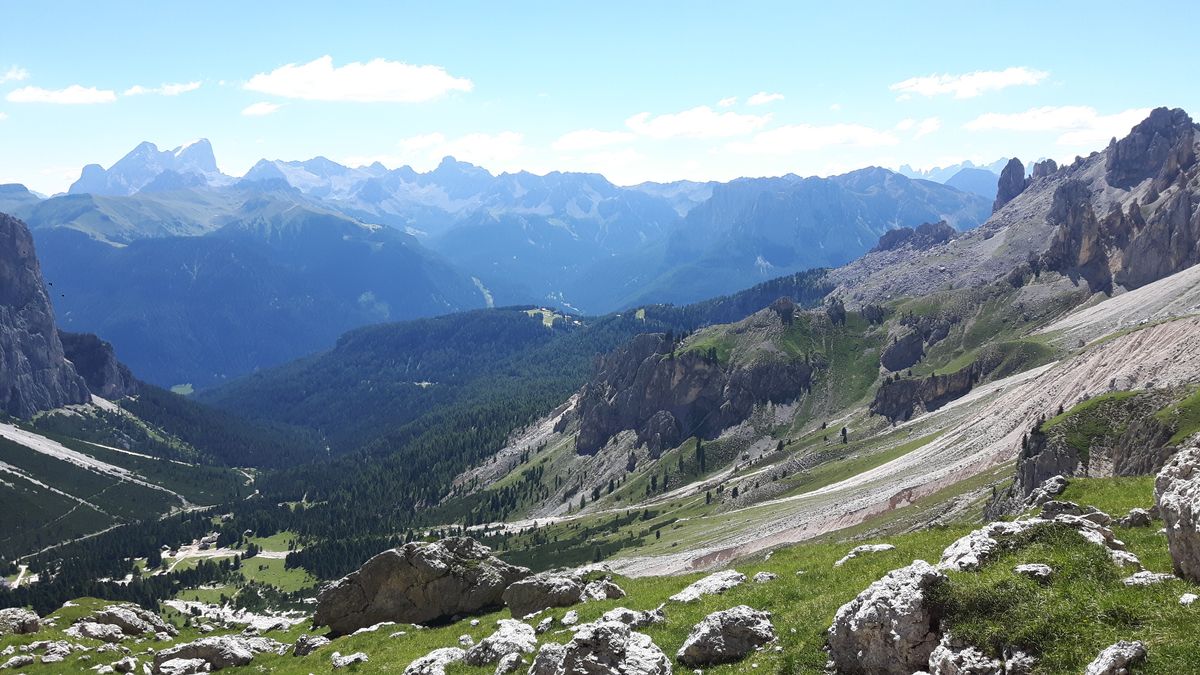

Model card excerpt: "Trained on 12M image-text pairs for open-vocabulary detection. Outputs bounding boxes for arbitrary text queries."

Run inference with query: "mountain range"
[3,140,989,388]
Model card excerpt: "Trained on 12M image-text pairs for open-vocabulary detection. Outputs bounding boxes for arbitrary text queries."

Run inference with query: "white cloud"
[1,66,29,84]
[245,55,472,102]
[727,123,898,155]
[829,103,842,112]
[242,101,281,116]
[915,117,941,138]
[717,96,738,108]
[625,105,771,139]
[964,105,1151,147]
[890,67,1048,99]
[6,85,116,104]
[747,91,784,106]
[552,129,635,151]
[124,81,202,96]
[0,112,7,122]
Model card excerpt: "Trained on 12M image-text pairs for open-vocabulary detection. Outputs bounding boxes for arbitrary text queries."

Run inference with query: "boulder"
[561,610,579,626]
[67,620,126,643]
[1154,444,1200,582]
[752,571,778,583]
[314,537,530,635]
[493,652,524,675]
[992,158,1028,213]
[1084,640,1146,675]
[927,634,1002,675]
[1026,475,1068,507]
[0,607,39,635]
[89,604,178,637]
[111,656,138,673]
[153,636,283,672]
[677,605,775,666]
[581,579,625,602]
[504,572,584,618]
[668,569,746,602]
[528,643,566,675]
[463,619,536,666]
[1181,592,1198,606]
[552,621,671,675]
[600,606,666,629]
[1012,564,1053,583]
[1117,508,1152,528]
[1039,500,1084,518]
[403,647,465,675]
[331,651,368,668]
[827,560,947,675]
[0,655,33,670]
[835,543,896,567]
[291,633,330,657]
[156,658,211,675]
[1121,571,1175,587]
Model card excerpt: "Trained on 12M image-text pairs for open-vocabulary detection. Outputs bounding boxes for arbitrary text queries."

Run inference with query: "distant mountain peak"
[68,139,227,196]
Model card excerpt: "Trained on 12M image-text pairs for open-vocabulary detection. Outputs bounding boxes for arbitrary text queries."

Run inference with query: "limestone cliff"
[0,212,89,417]
[58,331,138,400]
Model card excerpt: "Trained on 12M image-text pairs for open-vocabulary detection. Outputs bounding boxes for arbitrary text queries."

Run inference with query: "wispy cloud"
[964,105,1151,146]
[0,112,7,122]
[552,129,635,151]
[124,81,202,96]
[626,105,771,139]
[717,96,738,108]
[242,101,282,117]
[747,91,784,106]
[245,55,472,103]
[890,67,1047,99]
[1,66,30,84]
[897,117,941,138]
[727,123,898,155]
[6,85,116,104]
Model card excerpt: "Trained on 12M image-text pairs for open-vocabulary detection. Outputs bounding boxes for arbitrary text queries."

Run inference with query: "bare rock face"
[677,605,775,667]
[89,604,178,638]
[1105,107,1196,190]
[313,537,530,635]
[938,516,1140,573]
[827,560,947,675]
[463,619,536,666]
[871,221,958,253]
[528,643,566,675]
[668,569,746,603]
[65,621,126,643]
[58,331,138,400]
[880,328,924,372]
[1031,159,1059,180]
[0,607,40,635]
[574,324,815,455]
[1041,179,1111,293]
[403,647,465,675]
[0,212,90,417]
[546,621,671,675]
[503,572,584,619]
[993,158,1028,213]
[600,606,666,629]
[1084,640,1146,675]
[291,633,330,657]
[1155,444,1200,582]
[152,635,284,673]
[834,543,895,567]
[156,658,211,675]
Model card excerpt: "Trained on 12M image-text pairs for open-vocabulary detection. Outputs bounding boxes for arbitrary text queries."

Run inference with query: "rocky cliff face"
[992,158,1028,213]
[574,315,816,456]
[870,366,977,423]
[1106,107,1196,191]
[58,331,138,400]
[0,213,89,417]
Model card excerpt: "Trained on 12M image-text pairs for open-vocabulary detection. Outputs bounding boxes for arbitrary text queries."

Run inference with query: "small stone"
[331,651,369,668]
[1084,640,1146,675]
[1121,571,1175,587]
[752,572,777,583]
[1013,563,1053,582]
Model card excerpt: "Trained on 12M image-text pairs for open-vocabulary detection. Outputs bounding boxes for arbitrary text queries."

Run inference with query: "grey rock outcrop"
[1117,508,1152,528]
[403,647,465,675]
[547,621,671,675]
[0,607,40,635]
[89,604,178,637]
[66,621,126,642]
[927,634,1002,675]
[581,579,625,602]
[834,543,895,567]
[1012,563,1053,583]
[528,642,566,675]
[1030,159,1058,180]
[1155,443,1200,582]
[0,213,90,417]
[600,606,666,629]
[0,654,34,670]
[463,619,537,666]
[331,651,369,668]
[156,659,211,675]
[314,537,530,635]
[938,515,1140,573]
[668,569,745,603]
[827,560,947,675]
[503,573,583,618]
[992,158,1028,213]
[1084,640,1146,675]
[291,633,330,657]
[152,636,284,672]
[880,328,924,372]
[677,605,775,666]
[1121,571,1174,586]
[58,331,138,400]
[494,652,525,675]
[1105,107,1195,190]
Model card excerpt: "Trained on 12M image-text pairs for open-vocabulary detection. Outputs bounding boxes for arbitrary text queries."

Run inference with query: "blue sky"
[2,1,1197,194]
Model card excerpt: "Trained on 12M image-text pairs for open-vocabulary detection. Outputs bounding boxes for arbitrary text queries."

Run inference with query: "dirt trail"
[611,316,1200,576]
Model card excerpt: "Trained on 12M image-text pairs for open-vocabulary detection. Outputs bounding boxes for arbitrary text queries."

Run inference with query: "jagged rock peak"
[1105,107,1196,190]
[0,213,90,417]
[992,157,1029,212]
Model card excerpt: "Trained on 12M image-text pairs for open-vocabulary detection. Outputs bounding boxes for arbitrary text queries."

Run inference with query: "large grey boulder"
[403,647,465,675]
[677,605,775,666]
[0,655,34,670]
[89,604,178,637]
[291,633,330,657]
[156,659,211,675]
[152,635,284,672]
[544,621,671,675]
[0,607,40,635]
[600,606,665,629]
[1155,444,1200,582]
[314,537,530,635]
[1084,640,1146,675]
[503,572,584,618]
[464,619,537,666]
[66,620,126,643]
[528,643,566,675]
[827,560,947,675]
[668,569,745,603]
